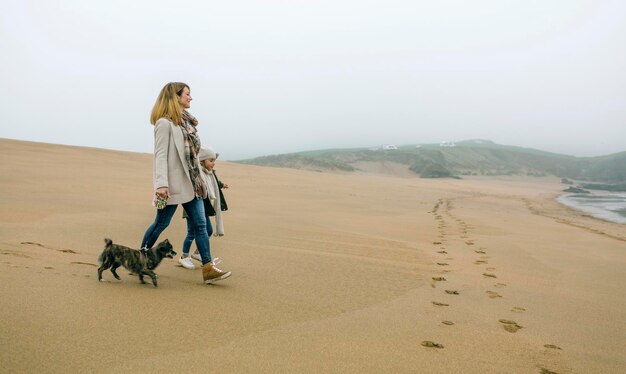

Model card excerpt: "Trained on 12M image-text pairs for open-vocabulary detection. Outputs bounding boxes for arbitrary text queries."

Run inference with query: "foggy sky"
[1,0,625,160]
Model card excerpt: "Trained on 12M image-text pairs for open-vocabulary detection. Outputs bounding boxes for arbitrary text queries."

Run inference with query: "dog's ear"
[104,238,113,246]
[164,239,169,244]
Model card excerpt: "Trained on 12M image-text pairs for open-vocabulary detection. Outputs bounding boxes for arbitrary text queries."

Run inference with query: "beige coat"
[153,118,198,205]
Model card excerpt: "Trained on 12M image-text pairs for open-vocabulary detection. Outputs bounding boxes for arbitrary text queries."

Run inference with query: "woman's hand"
[156,187,170,198]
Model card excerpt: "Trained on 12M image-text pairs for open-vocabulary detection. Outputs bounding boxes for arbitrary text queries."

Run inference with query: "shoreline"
[557,191,626,224]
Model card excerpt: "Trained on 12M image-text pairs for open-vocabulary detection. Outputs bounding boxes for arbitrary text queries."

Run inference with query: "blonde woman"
[140,82,231,284]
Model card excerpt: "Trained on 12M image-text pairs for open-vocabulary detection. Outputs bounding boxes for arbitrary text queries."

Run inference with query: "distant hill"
[236,140,626,182]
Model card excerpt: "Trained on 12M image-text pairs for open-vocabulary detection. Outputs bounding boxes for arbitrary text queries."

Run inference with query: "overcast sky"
[1,0,625,160]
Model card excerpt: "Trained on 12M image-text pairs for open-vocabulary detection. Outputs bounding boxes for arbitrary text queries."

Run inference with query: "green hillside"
[236,140,626,182]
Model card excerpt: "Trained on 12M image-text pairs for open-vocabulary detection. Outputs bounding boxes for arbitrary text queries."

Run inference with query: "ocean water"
[557,193,626,224]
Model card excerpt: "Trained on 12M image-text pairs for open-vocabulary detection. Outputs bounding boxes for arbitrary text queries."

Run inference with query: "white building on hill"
[382,144,398,150]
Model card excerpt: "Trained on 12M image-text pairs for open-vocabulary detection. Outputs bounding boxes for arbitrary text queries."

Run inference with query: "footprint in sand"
[465,241,475,246]
[486,267,496,271]
[436,262,449,266]
[474,260,488,265]
[445,290,459,295]
[441,321,454,326]
[21,241,44,247]
[71,262,98,267]
[436,250,448,254]
[540,368,558,374]
[495,283,507,288]
[432,301,449,306]
[486,291,502,299]
[544,344,562,350]
[511,306,526,313]
[1,251,31,258]
[433,241,443,245]
[432,277,447,282]
[21,242,77,254]
[44,266,53,270]
[499,319,523,333]
[483,273,497,278]
[421,341,444,349]
[474,250,486,254]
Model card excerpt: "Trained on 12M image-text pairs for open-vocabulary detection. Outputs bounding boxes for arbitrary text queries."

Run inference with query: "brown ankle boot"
[202,262,232,284]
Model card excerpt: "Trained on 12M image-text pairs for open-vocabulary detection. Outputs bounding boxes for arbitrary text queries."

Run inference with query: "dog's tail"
[98,238,114,264]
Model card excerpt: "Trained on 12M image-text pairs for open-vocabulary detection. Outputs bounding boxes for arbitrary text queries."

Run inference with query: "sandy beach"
[1,138,625,373]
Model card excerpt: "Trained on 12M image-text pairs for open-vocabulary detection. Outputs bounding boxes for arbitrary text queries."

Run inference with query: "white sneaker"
[211,257,221,266]
[178,256,195,269]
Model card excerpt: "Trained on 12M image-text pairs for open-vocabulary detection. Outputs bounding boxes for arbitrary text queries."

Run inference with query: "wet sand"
[1,138,625,373]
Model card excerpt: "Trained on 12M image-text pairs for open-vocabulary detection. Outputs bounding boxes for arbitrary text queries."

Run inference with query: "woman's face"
[178,87,192,109]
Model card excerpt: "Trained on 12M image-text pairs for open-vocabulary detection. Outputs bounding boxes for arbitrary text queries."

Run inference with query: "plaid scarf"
[180,111,206,198]
[182,110,199,127]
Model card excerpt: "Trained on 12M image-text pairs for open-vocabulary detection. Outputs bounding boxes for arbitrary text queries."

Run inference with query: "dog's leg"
[144,270,158,287]
[110,264,122,280]
[97,264,108,281]
[97,258,111,281]
[138,273,147,284]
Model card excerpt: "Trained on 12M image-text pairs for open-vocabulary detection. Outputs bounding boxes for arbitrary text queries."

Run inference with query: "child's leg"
[206,216,214,237]
[181,217,195,257]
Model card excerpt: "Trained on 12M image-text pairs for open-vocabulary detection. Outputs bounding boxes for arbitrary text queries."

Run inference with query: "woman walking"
[140,82,231,284]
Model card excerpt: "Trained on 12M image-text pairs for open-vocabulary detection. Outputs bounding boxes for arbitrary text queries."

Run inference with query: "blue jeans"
[182,213,213,256]
[141,197,213,265]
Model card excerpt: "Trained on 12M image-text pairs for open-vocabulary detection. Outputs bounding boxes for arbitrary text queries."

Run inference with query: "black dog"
[97,238,176,287]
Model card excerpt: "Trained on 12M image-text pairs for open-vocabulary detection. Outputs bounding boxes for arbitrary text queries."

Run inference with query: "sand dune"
[1,138,625,373]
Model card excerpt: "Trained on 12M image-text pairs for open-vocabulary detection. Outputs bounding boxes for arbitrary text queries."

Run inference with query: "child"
[178,147,229,270]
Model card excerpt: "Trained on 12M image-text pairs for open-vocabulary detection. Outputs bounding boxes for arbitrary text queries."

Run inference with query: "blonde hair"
[150,82,189,125]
